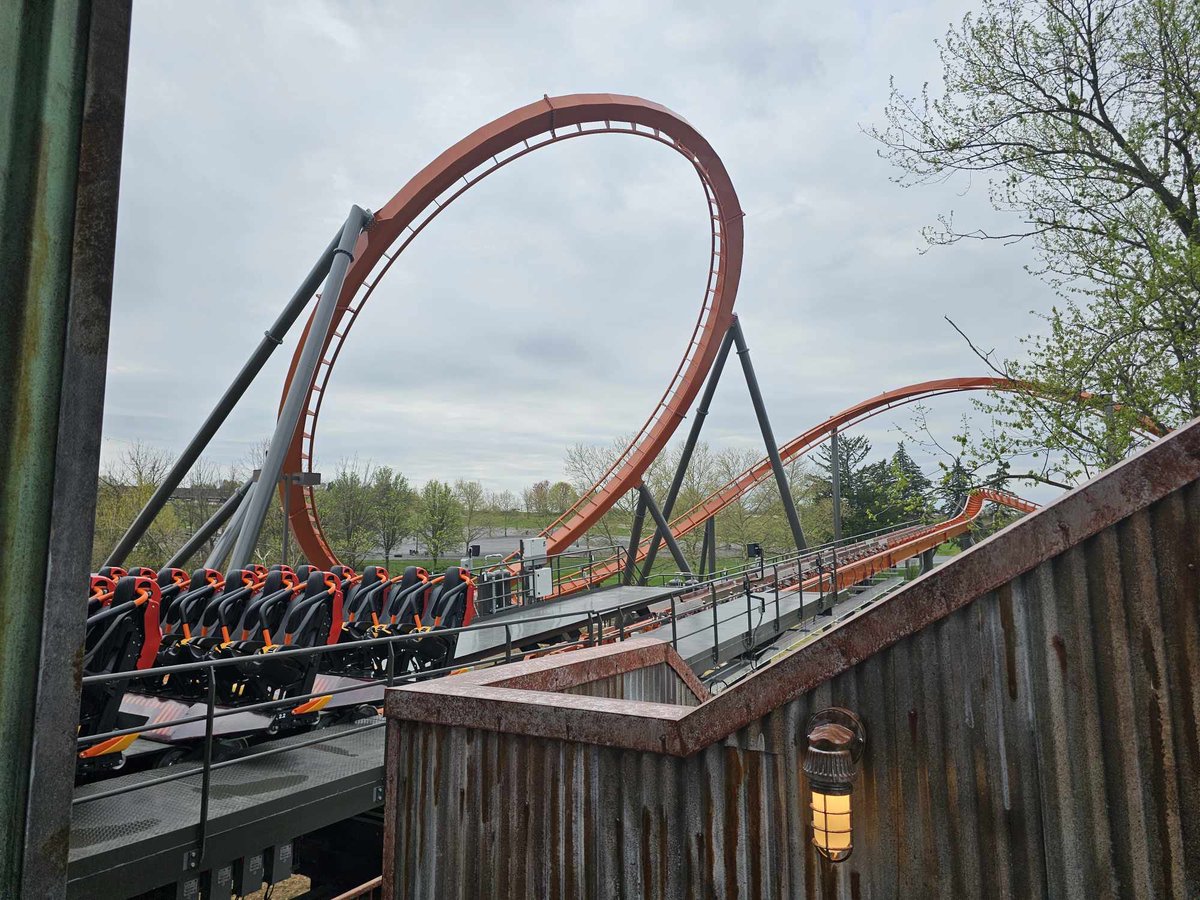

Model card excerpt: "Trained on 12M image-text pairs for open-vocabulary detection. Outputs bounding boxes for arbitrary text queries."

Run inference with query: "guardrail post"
[670,594,678,650]
[504,624,512,663]
[773,565,780,628]
[744,577,754,647]
[198,669,216,866]
[710,583,719,663]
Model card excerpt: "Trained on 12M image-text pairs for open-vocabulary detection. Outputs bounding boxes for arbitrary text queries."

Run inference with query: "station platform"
[68,720,386,899]
[453,584,675,659]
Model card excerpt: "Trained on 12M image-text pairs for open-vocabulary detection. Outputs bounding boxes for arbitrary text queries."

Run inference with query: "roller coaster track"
[552,377,1154,594]
[269,94,1158,582]
[279,94,744,568]
[606,486,1037,650]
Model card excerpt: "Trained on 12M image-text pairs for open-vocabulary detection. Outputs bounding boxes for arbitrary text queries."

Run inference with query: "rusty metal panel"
[384,475,1200,899]
[560,662,702,706]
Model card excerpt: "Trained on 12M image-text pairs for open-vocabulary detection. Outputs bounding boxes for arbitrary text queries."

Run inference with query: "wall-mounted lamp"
[802,707,866,862]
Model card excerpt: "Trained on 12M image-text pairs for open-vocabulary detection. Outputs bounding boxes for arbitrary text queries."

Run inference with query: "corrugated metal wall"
[386,479,1200,899]
[559,661,702,706]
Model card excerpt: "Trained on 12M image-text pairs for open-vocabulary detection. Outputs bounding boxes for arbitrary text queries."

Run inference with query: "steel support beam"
[637,485,691,578]
[164,477,254,569]
[103,227,345,567]
[706,516,717,575]
[621,490,649,586]
[204,482,255,570]
[921,548,936,573]
[228,206,368,570]
[830,426,843,544]
[697,518,711,576]
[640,325,736,579]
[0,3,130,895]
[730,317,807,552]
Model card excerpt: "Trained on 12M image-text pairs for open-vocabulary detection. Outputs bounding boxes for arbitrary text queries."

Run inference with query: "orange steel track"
[553,375,1162,595]
[278,94,743,569]
[800,487,1037,595]
[554,376,1021,594]
[606,487,1037,646]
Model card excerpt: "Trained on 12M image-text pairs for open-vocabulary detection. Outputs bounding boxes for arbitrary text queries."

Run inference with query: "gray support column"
[228,206,368,570]
[830,426,843,544]
[205,482,254,570]
[697,518,711,576]
[103,226,345,566]
[641,325,736,577]
[164,476,253,569]
[730,318,807,551]
[0,3,131,895]
[706,516,717,575]
[621,490,649,585]
[637,485,692,579]
[921,548,936,573]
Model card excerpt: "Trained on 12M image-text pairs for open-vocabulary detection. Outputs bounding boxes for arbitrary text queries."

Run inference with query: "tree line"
[94,445,586,570]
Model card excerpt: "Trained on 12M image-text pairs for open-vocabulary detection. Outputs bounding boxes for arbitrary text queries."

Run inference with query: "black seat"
[224,572,342,701]
[343,566,390,631]
[155,567,190,606]
[383,567,430,629]
[232,570,298,645]
[331,564,357,589]
[409,568,475,671]
[293,564,319,584]
[88,574,116,617]
[426,567,475,630]
[160,568,222,640]
[78,576,162,769]
[277,571,344,648]
[194,568,258,644]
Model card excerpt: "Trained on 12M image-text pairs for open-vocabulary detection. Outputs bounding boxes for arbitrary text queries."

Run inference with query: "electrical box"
[264,842,293,884]
[520,537,547,566]
[532,566,552,600]
[233,853,264,896]
[175,874,201,900]
[202,862,234,899]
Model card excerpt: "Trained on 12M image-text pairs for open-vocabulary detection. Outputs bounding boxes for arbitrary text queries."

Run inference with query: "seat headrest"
[262,568,298,595]
[112,574,161,608]
[98,566,127,580]
[189,568,223,591]
[90,574,116,601]
[157,567,189,590]
[400,566,428,590]
[360,566,389,585]
[303,570,337,599]
[441,566,469,584]
[224,568,256,591]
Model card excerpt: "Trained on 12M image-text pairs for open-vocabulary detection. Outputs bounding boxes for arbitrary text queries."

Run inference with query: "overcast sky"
[104,0,1058,498]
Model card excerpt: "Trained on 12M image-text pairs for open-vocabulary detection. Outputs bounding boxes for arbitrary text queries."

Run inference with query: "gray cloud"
[104,0,1058,501]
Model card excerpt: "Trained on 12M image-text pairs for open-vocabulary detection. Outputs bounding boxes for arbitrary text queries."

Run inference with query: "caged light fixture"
[802,707,866,862]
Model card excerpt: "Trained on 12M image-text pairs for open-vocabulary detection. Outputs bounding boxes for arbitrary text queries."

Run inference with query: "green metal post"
[0,2,131,896]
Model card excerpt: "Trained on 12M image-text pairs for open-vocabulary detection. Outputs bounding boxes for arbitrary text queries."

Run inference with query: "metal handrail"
[72,516,949,874]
